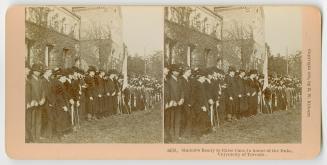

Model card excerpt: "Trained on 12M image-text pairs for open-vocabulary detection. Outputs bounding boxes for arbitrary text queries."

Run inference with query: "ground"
[41,103,163,143]
[176,103,302,144]
[40,103,301,144]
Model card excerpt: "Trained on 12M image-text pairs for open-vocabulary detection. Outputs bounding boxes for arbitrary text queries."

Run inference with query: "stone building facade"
[25,6,124,71]
[25,7,80,69]
[164,7,223,68]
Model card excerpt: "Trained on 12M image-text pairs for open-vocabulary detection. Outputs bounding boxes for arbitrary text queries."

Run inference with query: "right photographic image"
[164,6,302,144]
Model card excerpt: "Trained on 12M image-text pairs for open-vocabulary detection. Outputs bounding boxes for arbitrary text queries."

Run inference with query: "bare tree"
[84,21,112,70]
[222,20,254,69]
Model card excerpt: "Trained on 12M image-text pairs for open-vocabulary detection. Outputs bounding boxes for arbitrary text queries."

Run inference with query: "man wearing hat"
[28,63,46,141]
[179,66,192,137]
[190,68,210,138]
[106,69,117,116]
[247,69,259,116]
[204,68,218,129]
[52,69,72,139]
[224,66,238,121]
[40,68,56,138]
[235,69,247,119]
[216,69,227,125]
[166,64,183,141]
[84,66,97,120]
[68,68,83,129]
[210,67,221,127]
[164,65,172,142]
[95,70,106,118]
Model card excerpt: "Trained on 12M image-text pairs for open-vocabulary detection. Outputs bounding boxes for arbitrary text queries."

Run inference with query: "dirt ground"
[176,103,302,144]
[41,103,163,143]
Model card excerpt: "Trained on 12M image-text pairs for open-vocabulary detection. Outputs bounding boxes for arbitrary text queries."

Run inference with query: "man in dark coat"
[106,70,117,116]
[163,65,172,142]
[247,70,259,116]
[28,63,45,141]
[70,68,82,128]
[235,69,247,119]
[211,68,221,128]
[190,69,209,138]
[84,66,97,120]
[225,67,238,121]
[217,69,227,125]
[52,69,72,139]
[40,69,55,138]
[96,70,106,118]
[179,66,192,137]
[166,64,183,141]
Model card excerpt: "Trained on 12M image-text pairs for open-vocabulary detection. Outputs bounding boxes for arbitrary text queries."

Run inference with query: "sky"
[264,6,302,56]
[122,6,163,57]
[121,6,302,57]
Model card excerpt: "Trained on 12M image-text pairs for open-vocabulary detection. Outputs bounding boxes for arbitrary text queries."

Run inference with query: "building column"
[187,45,195,67]
[168,40,176,65]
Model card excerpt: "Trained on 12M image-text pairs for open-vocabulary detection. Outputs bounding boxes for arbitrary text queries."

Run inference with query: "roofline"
[59,7,81,20]
[201,7,223,20]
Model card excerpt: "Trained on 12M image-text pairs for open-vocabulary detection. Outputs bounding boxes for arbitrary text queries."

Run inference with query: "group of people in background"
[25,63,162,142]
[164,58,301,142]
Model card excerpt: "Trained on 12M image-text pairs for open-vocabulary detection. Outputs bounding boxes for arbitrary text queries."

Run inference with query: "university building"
[25,6,125,71]
[25,7,80,69]
[164,6,266,71]
[164,7,223,68]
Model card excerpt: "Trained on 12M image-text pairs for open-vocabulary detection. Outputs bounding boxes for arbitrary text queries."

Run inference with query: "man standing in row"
[28,63,45,141]
[166,64,183,141]
[179,66,192,138]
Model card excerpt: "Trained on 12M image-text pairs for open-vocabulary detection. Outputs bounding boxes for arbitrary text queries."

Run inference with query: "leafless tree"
[222,20,254,69]
[84,21,113,70]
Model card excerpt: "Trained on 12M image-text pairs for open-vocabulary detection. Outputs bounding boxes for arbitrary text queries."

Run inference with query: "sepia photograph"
[24,6,163,143]
[164,6,302,144]
[4,4,322,159]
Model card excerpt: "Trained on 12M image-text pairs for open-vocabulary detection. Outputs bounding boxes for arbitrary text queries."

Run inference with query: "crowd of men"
[25,63,162,142]
[164,59,301,142]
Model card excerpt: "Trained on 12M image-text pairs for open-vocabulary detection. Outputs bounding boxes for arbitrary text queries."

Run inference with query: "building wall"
[25,7,80,68]
[214,6,265,70]
[164,7,223,68]
[72,7,124,71]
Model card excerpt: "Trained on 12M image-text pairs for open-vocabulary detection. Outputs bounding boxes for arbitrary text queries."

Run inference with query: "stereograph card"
[5,5,321,159]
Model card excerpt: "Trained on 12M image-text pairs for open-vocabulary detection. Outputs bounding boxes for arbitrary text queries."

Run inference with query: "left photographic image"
[25,6,163,143]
